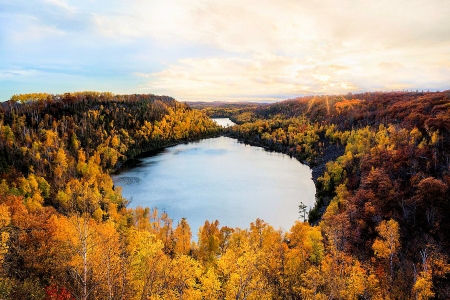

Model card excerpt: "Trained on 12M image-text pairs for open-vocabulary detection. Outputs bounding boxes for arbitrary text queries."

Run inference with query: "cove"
[112,122,316,232]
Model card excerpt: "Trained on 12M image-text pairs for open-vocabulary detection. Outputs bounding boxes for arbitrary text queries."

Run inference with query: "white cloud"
[6,15,66,43]
[378,62,405,71]
[135,54,350,101]
[92,0,450,100]
[135,48,450,101]
[91,0,450,55]
[0,69,40,80]
[1,0,450,100]
[42,0,77,12]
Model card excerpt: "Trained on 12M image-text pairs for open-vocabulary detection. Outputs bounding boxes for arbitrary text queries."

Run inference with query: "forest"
[0,91,449,299]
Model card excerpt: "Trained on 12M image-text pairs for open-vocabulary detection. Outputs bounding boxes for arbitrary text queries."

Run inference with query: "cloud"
[135,54,358,101]
[136,49,450,101]
[93,0,450,100]
[7,15,66,43]
[42,0,77,12]
[1,0,450,101]
[0,69,40,80]
[378,62,405,71]
[89,0,450,56]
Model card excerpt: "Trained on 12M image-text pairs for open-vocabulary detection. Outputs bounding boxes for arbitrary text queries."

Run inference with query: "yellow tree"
[200,268,221,299]
[54,147,69,182]
[127,229,168,299]
[17,173,50,211]
[299,266,326,300]
[173,218,192,256]
[165,254,201,299]
[65,215,97,300]
[89,220,125,300]
[198,220,220,266]
[414,269,434,300]
[0,204,10,270]
[133,206,152,232]
[372,219,401,283]
[219,226,234,254]
[159,211,174,255]
[343,260,367,300]
[316,251,371,300]
[249,219,285,294]
[217,242,271,300]
[282,221,326,298]
[413,249,435,300]
[53,213,125,300]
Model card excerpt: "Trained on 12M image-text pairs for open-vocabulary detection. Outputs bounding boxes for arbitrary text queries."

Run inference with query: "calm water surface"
[212,118,235,127]
[113,120,315,232]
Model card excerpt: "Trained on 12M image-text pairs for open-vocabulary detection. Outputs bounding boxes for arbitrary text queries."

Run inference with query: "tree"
[53,215,123,300]
[173,218,192,256]
[217,243,271,299]
[165,255,201,298]
[45,283,74,300]
[127,229,167,300]
[299,202,307,222]
[197,220,220,265]
[0,204,10,269]
[299,266,326,300]
[415,177,448,228]
[372,219,400,283]
[200,268,221,299]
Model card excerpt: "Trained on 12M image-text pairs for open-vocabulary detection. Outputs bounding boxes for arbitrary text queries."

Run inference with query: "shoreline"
[112,132,222,174]
[221,133,344,183]
[113,132,344,224]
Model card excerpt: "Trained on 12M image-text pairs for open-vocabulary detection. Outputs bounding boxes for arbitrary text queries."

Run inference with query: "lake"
[112,119,315,232]
[212,117,235,127]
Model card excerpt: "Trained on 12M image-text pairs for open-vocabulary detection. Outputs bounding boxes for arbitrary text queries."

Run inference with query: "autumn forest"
[1,91,450,299]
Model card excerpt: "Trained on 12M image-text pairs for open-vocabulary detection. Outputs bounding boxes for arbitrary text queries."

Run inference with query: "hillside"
[218,91,450,298]
[0,91,449,299]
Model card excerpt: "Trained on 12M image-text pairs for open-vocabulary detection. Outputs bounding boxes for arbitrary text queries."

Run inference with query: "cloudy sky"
[1,0,450,102]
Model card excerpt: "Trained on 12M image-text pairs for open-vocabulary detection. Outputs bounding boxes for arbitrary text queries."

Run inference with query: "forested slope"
[0,91,450,299]
[219,91,450,299]
[0,92,222,299]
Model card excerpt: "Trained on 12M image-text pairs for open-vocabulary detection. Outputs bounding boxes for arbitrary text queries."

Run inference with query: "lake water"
[212,117,235,127]
[112,119,315,232]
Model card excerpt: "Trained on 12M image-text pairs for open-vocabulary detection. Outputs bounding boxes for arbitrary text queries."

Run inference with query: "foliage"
[0,91,450,299]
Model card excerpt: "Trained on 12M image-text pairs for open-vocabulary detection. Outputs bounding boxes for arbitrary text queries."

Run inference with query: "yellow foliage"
[0,204,11,266]
[0,204,11,228]
[334,99,361,114]
[429,130,440,146]
[127,229,166,298]
[344,260,366,300]
[414,271,435,300]
[174,218,192,255]
[372,219,400,259]
[111,135,120,148]
[218,247,271,300]
[307,226,324,264]
[299,266,326,300]
[92,207,104,221]
[200,268,221,299]
[409,127,422,145]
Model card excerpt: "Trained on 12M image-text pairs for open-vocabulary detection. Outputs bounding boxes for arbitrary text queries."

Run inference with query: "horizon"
[4,89,447,104]
[1,0,450,102]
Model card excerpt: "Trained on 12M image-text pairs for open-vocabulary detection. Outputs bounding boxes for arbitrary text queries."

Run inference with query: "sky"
[1,0,450,102]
